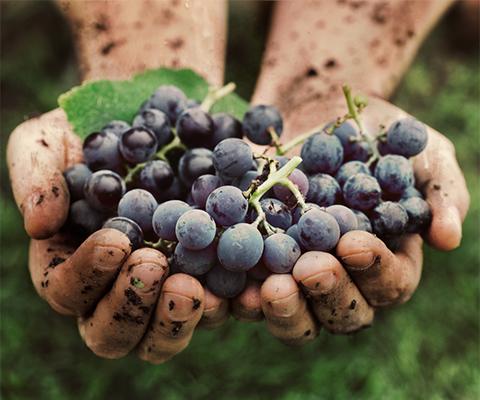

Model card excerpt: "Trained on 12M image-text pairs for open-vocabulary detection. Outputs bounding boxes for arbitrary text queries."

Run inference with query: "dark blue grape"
[247,262,271,281]
[191,174,222,209]
[307,173,342,207]
[217,223,264,271]
[242,105,283,145]
[377,139,391,156]
[301,132,344,174]
[69,199,106,236]
[101,120,130,137]
[206,264,247,298]
[326,205,358,235]
[119,127,158,164]
[347,140,371,162]
[292,203,322,224]
[374,155,414,195]
[297,209,340,251]
[286,224,302,245]
[335,161,371,188]
[148,85,187,123]
[211,113,243,148]
[133,108,173,147]
[273,168,309,207]
[212,138,253,178]
[117,189,158,236]
[353,210,372,233]
[343,173,381,211]
[64,163,92,201]
[253,198,292,230]
[174,243,216,276]
[83,131,125,174]
[158,177,188,203]
[134,160,174,201]
[262,233,301,273]
[330,121,372,161]
[103,216,144,249]
[400,197,431,233]
[178,148,215,186]
[387,118,428,157]
[176,107,214,149]
[206,185,248,226]
[232,170,259,192]
[84,170,126,212]
[401,186,423,200]
[370,201,409,237]
[152,200,191,241]
[175,209,216,250]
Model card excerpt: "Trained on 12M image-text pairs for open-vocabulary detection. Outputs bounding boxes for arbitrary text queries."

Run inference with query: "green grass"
[1,2,479,399]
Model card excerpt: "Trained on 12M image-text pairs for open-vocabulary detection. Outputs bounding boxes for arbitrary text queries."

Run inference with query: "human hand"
[245,95,469,344]
[7,109,234,363]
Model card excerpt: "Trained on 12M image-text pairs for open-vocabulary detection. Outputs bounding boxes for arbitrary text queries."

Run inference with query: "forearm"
[253,0,453,114]
[59,0,226,85]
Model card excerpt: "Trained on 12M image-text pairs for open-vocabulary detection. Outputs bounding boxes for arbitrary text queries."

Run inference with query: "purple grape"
[191,174,222,209]
[273,168,309,207]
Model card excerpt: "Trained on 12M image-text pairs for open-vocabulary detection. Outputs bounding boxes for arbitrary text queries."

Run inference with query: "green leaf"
[58,68,249,138]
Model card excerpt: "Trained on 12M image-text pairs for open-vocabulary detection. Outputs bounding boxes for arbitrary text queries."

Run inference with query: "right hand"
[7,108,234,363]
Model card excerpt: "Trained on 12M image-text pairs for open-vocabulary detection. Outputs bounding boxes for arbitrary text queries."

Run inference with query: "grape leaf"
[58,68,249,138]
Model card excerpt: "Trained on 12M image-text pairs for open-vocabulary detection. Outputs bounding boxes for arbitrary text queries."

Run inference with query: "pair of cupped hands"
[7,80,469,364]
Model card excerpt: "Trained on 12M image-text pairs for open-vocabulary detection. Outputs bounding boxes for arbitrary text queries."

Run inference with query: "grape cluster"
[63,83,431,299]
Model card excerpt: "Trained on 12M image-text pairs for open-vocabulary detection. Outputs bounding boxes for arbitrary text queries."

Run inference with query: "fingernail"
[302,271,337,294]
[341,251,376,270]
[128,263,165,293]
[163,292,199,319]
[268,292,300,317]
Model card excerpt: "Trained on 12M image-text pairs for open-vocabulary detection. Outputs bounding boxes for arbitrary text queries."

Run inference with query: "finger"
[137,273,204,364]
[7,109,82,239]
[293,252,374,334]
[414,131,470,251]
[30,229,131,316]
[78,248,168,359]
[337,231,423,307]
[198,288,229,330]
[231,280,263,322]
[261,274,319,346]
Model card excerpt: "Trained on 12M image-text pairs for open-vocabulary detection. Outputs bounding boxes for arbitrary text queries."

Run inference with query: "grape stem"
[144,238,176,255]
[200,82,236,113]
[249,156,302,232]
[275,124,325,155]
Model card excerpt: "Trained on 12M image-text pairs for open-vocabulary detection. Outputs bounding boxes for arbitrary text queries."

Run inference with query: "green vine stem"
[200,82,236,113]
[144,238,176,255]
[156,134,185,161]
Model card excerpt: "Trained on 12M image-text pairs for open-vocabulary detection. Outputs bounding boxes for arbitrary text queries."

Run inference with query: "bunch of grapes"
[63,83,431,299]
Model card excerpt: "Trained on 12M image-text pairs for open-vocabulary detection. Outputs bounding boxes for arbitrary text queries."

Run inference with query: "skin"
[6,0,471,358]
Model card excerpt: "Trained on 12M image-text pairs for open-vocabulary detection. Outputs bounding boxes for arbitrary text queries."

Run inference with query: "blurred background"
[1,1,479,399]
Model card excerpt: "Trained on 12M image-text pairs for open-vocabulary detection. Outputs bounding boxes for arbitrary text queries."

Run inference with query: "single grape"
[262,233,301,273]
[211,113,243,148]
[232,170,259,191]
[133,160,174,201]
[217,223,264,271]
[175,209,216,250]
[387,117,428,157]
[335,160,371,188]
[212,138,253,178]
[249,198,292,230]
[206,185,248,226]
[352,210,372,233]
[286,224,302,245]
[273,168,309,207]
[329,121,372,162]
[292,203,322,224]
[191,174,222,209]
[377,140,391,156]
[343,173,381,211]
[103,216,144,249]
[173,243,216,276]
[347,140,371,162]
[117,189,158,237]
[205,264,247,299]
[148,85,188,123]
[84,170,126,212]
[400,197,432,233]
[63,163,92,201]
[83,131,125,174]
[242,104,283,145]
[370,201,409,238]
[298,209,341,251]
[69,199,106,236]
[101,120,130,137]
[307,173,342,207]
[326,205,358,235]
[301,132,344,174]
[132,108,173,147]
[176,107,214,149]
[119,127,158,164]
[401,186,423,199]
[374,155,414,195]
[247,262,271,282]
[152,200,191,241]
[178,148,215,186]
